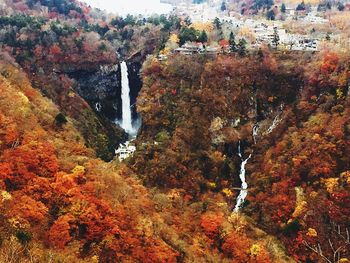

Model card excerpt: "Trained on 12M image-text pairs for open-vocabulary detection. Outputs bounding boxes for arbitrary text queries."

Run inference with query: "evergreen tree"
[213,17,221,30]
[199,30,208,43]
[179,27,200,46]
[337,2,345,11]
[296,1,306,10]
[267,10,275,20]
[237,38,247,56]
[253,0,274,10]
[272,27,280,48]
[184,16,192,26]
[221,1,227,11]
[281,3,286,13]
[229,32,237,52]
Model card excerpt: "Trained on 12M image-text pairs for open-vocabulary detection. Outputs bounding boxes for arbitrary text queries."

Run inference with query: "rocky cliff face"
[29,65,127,162]
[70,64,122,121]
[127,61,143,120]
[70,60,143,125]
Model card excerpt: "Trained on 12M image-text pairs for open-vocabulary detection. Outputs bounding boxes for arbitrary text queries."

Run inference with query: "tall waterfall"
[115,61,138,161]
[234,142,252,212]
[120,61,133,135]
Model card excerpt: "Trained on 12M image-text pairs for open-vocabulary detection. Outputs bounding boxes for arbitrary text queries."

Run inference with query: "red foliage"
[1,141,59,189]
[320,52,339,75]
[140,239,179,263]
[49,44,62,56]
[8,194,48,223]
[48,214,75,249]
[200,212,224,244]
[219,39,229,48]
[0,114,19,148]
[328,191,350,223]
[221,231,250,261]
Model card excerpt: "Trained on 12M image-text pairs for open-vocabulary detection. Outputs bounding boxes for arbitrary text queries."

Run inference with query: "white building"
[115,141,136,162]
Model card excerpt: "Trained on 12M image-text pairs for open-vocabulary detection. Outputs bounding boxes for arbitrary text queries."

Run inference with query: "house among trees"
[174,42,220,55]
[175,42,204,54]
[284,6,295,15]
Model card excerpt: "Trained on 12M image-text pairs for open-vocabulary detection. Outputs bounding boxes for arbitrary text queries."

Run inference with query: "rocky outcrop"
[70,60,142,125]
[70,64,122,121]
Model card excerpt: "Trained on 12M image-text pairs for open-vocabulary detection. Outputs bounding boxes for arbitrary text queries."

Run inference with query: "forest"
[0,0,349,262]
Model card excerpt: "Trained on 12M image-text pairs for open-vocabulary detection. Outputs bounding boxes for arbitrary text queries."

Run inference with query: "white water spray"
[252,124,259,144]
[120,61,134,135]
[115,61,139,161]
[237,141,242,158]
[234,141,252,212]
[264,104,285,135]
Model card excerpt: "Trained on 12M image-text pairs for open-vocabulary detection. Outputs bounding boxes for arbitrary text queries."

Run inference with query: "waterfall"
[115,61,138,161]
[238,141,242,158]
[265,104,284,135]
[119,61,134,135]
[234,141,252,212]
[252,124,259,144]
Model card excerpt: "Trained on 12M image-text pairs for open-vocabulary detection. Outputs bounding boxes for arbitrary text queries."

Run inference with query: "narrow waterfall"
[120,61,133,135]
[252,124,259,144]
[115,61,138,161]
[238,141,242,158]
[234,141,252,212]
[265,103,284,135]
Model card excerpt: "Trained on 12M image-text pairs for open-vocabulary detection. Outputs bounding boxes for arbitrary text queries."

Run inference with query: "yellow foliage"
[208,182,217,189]
[91,255,99,263]
[292,187,307,218]
[340,171,350,185]
[306,228,318,237]
[160,47,171,56]
[292,200,307,218]
[250,244,261,256]
[1,191,12,202]
[322,177,339,193]
[72,165,85,175]
[339,258,349,263]
[136,217,154,238]
[169,33,179,44]
[222,188,233,197]
[8,217,30,230]
[210,117,224,132]
[336,88,345,100]
[309,191,318,198]
[190,22,214,32]
[237,26,256,43]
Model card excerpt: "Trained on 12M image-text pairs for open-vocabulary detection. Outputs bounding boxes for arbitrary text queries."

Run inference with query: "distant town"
[158,0,350,56]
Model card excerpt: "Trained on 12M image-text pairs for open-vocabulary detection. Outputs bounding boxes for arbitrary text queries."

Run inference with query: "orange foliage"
[48,214,74,249]
[219,39,229,47]
[222,231,251,261]
[200,212,224,244]
[8,194,48,223]
[1,141,59,188]
[320,52,339,75]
